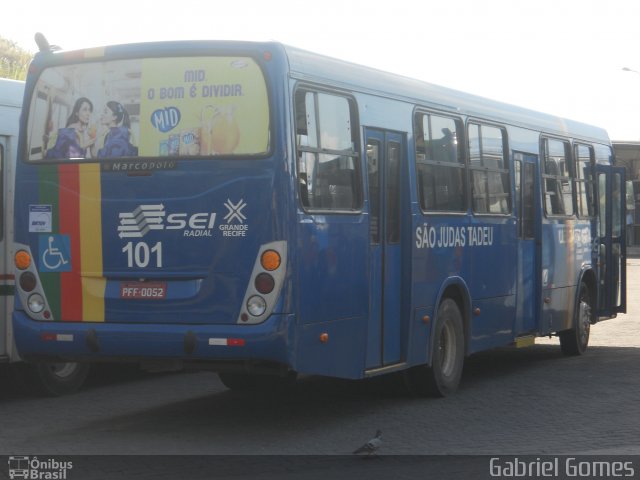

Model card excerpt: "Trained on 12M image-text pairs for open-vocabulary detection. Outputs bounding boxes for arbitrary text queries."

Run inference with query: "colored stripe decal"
[39,165,61,320]
[58,164,83,321]
[37,163,106,322]
[79,163,105,322]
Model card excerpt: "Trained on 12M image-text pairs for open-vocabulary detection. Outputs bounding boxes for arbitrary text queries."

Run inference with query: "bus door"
[514,153,540,334]
[596,165,627,316]
[364,129,405,368]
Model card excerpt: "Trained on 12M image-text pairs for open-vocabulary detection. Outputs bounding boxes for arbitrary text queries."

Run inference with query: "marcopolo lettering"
[103,160,177,172]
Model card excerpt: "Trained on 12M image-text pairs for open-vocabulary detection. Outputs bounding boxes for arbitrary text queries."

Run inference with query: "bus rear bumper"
[12,311,296,371]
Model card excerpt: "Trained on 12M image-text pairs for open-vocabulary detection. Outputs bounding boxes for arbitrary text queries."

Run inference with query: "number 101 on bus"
[122,242,162,268]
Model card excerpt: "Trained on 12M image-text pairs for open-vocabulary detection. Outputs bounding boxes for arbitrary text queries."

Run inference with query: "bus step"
[515,336,536,348]
[364,362,407,377]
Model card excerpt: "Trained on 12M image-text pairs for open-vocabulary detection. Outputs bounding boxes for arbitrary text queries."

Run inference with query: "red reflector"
[227,338,245,347]
[41,333,56,342]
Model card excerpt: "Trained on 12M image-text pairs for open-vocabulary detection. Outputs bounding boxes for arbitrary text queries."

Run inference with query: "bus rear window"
[27,57,270,161]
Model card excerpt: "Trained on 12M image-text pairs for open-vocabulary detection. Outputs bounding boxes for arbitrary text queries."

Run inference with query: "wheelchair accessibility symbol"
[39,234,72,272]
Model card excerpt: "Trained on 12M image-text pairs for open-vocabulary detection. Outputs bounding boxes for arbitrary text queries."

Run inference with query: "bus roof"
[281,44,610,145]
[28,39,610,144]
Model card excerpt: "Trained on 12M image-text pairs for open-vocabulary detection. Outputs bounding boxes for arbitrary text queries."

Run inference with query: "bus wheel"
[560,282,591,356]
[404,298,464,397]
[21,362,90,396]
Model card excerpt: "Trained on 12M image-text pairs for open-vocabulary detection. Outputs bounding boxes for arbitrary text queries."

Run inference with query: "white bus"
[1,77,89,395]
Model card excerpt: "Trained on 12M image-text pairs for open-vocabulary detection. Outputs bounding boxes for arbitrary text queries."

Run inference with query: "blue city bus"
[12,37,626,396]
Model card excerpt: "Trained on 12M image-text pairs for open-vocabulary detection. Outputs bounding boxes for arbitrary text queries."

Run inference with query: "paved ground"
[1,260,639,478]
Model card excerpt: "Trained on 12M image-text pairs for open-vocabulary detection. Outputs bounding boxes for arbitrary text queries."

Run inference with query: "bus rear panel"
[14,43,297,374]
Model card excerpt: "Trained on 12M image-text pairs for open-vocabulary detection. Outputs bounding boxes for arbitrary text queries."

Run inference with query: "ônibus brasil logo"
[8,456,73,479]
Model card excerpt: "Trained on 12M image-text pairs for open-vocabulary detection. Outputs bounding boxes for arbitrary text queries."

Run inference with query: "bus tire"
[405,298,464,397]
[560,282,591,356]
[20,362,90,396]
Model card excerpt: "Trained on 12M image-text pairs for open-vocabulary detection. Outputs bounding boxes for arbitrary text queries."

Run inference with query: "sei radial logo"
[8,456,73,479]
[117,200,249,239]
[117,204,217,238]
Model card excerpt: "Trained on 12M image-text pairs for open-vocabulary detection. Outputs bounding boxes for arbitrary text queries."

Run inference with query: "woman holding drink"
[95,101,138,158]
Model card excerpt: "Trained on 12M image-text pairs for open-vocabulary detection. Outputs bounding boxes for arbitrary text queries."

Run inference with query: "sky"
[4,0,640,140]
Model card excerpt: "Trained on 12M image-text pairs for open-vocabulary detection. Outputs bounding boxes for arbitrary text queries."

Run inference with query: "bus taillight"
[254,273,275,294]
[260,250,281,271]
[247,295,267,317]
[13,243,54,321]
[27,293,46,314]
[238,241,287,325]
[19,271,37,292]
[15,250,31,270]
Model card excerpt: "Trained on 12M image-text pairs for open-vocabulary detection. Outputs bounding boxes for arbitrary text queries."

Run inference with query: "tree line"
[1,36,33,80]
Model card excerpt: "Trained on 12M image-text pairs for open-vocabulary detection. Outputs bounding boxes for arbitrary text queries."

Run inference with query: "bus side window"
[415,112,465,212]
[574,144,594,218]
[542,138,573,216]
[295,89,361,211]
[468,123,510,214]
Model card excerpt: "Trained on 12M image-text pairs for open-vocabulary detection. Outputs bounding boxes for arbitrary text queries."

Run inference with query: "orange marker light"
[261,250,281,271]
[15,250,31,270]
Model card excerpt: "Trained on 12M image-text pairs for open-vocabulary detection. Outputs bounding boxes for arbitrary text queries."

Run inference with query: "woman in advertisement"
[95,101,138,158]
[45,97,96,159]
